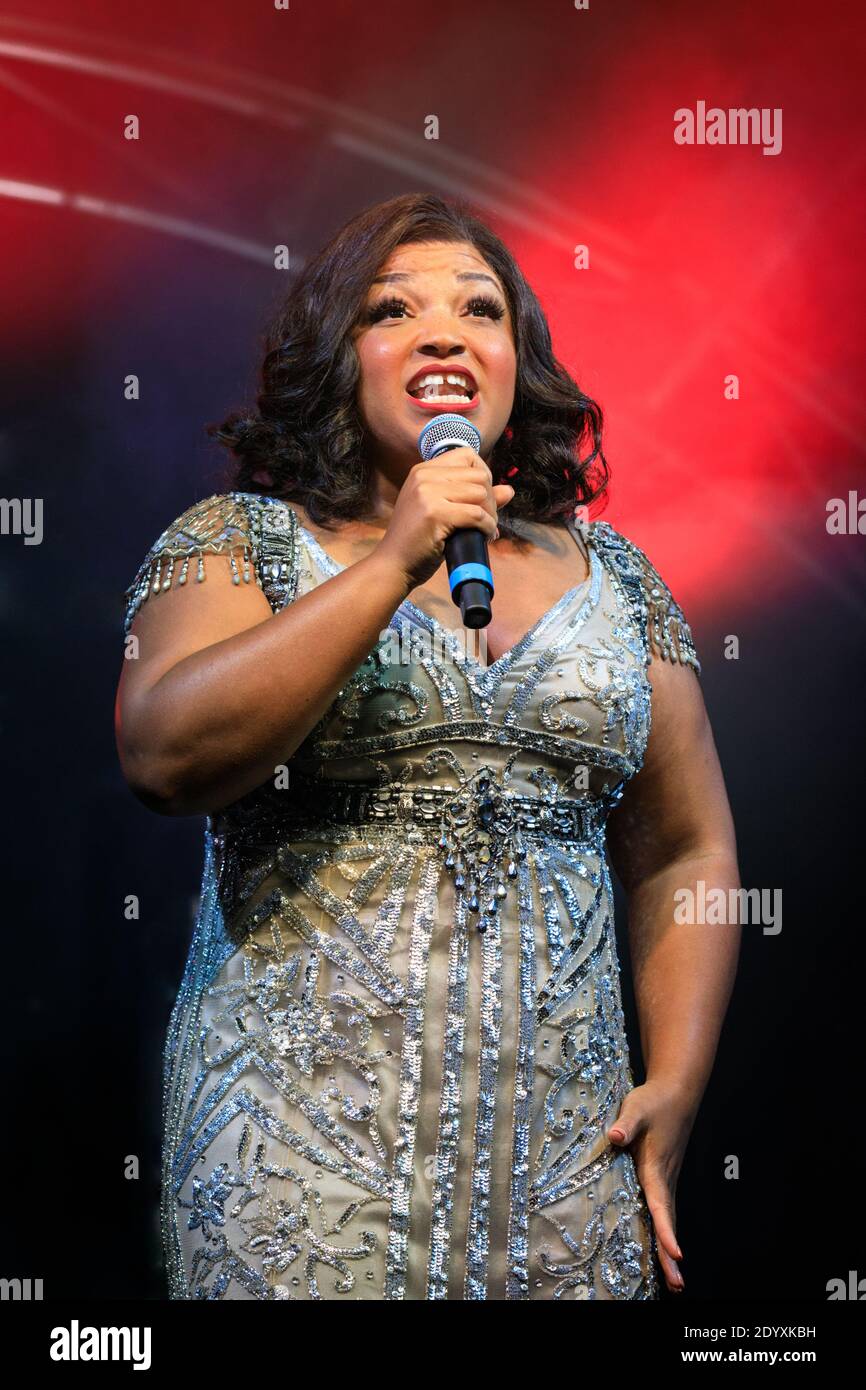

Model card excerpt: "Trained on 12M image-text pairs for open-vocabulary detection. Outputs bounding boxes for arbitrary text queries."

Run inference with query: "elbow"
[118,740,240,818]
[671,842,741,883]
[117,738,191,817]
[628,844,742,897]
[115,687,199,816]
[122,763,185,817]
[131,783,183,817]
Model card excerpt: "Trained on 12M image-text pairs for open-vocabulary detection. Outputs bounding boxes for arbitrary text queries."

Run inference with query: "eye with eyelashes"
[363,292,506,325]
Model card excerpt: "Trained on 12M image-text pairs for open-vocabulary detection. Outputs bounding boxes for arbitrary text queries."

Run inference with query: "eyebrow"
[370,270,504,292]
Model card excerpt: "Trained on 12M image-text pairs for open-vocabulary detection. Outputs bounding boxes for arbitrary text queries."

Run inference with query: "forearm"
[625,850,742,1112]
[128,550,409,816]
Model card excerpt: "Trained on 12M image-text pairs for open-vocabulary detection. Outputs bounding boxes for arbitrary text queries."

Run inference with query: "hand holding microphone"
[417,414,499,628]
[375,414,514,623]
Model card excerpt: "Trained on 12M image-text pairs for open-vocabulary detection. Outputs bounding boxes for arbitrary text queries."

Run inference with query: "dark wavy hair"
[210,191,610,536]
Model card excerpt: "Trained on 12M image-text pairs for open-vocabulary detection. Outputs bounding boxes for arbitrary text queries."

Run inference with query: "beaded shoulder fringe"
[122,492,265,639]
[645,596,701,669]
[121,492,700,676]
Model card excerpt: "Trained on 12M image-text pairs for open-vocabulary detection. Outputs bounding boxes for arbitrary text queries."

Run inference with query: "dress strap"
[254,495,300,615]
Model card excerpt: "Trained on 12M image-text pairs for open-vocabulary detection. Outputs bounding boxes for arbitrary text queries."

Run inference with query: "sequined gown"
[121,491,701,1301]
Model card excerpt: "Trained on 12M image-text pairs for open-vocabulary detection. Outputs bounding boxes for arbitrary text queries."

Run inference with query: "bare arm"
[607,656,741,1114]
[604,652,740,1292]
[115,546,410,816]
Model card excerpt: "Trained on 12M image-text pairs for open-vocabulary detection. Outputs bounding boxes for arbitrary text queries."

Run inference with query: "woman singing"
[115,191,741,1301]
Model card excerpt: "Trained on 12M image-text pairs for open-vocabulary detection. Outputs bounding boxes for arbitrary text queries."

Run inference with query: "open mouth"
[406,370,478,405]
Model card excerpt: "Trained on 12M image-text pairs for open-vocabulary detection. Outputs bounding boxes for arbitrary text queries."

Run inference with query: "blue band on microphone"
[448,562,494,595]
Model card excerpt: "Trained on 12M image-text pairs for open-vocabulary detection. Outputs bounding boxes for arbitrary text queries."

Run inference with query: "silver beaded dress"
[122,490,701,1301]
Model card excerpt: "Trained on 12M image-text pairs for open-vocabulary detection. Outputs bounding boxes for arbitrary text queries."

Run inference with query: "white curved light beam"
[0,19,635,265]
[0,178,274,262]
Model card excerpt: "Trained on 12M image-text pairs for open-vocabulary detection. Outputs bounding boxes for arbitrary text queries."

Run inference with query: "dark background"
[1,0,864,1299]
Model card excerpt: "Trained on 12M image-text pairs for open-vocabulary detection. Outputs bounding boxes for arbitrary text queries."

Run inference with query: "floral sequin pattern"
[536,1153,658,1299]
[185,1129,382,1299]
[575,634,652,765]
[334,667,430,736]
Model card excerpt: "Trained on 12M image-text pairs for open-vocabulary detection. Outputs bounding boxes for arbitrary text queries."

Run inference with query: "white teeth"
[409,370,475,400]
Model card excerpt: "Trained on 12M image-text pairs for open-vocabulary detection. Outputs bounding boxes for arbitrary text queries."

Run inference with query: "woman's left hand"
[606,1078,698,1295]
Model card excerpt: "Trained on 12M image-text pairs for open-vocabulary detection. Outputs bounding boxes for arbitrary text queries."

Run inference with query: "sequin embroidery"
[121,490,698,1300]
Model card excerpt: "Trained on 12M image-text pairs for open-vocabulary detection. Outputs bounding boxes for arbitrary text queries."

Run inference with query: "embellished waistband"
[303,779,607,842]
[216,768,609,934]
[220,773,608,848]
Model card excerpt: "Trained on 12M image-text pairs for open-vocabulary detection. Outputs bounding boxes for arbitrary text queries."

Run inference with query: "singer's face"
[352,240,516,471]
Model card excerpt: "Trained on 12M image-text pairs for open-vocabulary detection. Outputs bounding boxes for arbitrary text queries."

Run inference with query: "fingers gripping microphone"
[418,414,493,629]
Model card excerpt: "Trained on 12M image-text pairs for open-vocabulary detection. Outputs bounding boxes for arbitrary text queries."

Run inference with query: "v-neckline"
[292,513,594,679]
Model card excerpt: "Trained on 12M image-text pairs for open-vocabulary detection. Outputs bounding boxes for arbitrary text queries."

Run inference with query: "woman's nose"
[417,336,467,357]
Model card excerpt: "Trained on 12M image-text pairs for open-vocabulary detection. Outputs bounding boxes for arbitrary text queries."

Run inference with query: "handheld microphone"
[418,413,493,629]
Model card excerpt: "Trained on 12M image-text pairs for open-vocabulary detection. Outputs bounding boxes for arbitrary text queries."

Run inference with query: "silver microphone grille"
[418,413,482,460]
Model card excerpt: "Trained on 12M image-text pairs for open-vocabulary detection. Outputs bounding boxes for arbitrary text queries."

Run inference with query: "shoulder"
[121,491,299,639]
[142,489,302,547]
[587,518,701,674]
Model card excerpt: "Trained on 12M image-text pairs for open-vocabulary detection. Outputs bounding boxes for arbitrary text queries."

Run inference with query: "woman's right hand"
[376,447,516,591]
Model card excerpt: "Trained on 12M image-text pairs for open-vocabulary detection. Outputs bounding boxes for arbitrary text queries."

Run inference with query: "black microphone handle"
[444,525,493,629]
